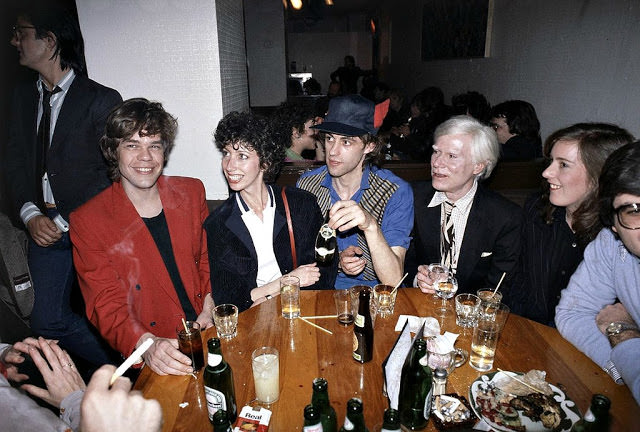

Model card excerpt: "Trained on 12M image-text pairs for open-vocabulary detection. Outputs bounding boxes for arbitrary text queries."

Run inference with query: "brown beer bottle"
[203,338,237,423]
[352,288,373,363]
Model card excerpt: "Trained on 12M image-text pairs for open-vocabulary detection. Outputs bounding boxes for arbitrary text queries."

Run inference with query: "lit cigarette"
[110,338,154,385]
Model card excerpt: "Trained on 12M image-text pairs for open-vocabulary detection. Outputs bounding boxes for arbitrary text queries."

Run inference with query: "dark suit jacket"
[70,176,211,356]
[406,181,523,294]
[205,185,336,312]
[6,75,122,221]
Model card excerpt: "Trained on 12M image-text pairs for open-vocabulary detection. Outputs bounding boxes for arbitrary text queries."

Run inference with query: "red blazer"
[70,176,210,356]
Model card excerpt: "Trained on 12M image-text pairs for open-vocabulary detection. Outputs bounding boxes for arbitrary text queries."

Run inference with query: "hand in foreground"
[141,336,193,376]
[81,365,162,432]
[290,263,321,287]
[339,245,366,276]
[26,215,62,247]
[20,337,86,407]
[596,303,636,334]
[415,265,436,294]
[329,200,375,233]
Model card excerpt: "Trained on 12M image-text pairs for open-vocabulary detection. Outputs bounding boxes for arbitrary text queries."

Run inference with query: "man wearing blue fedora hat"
[297,95,414,289]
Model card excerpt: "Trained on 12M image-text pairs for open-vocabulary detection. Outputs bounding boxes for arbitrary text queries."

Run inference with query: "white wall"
[76,0,229,200]
[388,0,640,139]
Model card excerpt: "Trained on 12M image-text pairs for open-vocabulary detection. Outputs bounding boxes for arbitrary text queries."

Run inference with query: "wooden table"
[135,289,639,431]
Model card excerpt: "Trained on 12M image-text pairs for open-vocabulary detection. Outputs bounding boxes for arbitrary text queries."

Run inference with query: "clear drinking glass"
[213,304,239,339]
[252,346,280,403]
[434,274,458,315]
[427,263,449,299]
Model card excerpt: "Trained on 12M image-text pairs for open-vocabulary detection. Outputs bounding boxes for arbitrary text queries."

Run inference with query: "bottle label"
[303,423,323,432]
[354,314,364,327]
[584,408,595,422]
[204,386,227,420]
[208,353,222,366]
[342,417,354,431]
[423,386,433,420]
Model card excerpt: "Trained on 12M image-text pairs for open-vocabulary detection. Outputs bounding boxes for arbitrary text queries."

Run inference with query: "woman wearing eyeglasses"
[507,123,633,326]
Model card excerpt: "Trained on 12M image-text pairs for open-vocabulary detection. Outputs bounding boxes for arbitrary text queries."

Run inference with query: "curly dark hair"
[540,123,634,245]
[270,101,316,149]
[100,98,178,182]
[214,111,285,183]
[599,141,640,228]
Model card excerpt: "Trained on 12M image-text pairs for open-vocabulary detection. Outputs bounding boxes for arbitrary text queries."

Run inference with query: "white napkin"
[394,315,440,336]
[427,331,459,353]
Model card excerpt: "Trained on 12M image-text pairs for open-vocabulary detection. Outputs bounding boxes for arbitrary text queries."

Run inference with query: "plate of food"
[469,370,581,431]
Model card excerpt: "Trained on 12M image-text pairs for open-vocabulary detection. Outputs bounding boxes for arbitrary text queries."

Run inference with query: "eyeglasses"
[615,203,640,230]
[10,25,35,40]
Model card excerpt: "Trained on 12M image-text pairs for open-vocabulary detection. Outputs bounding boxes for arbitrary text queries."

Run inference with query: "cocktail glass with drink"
[477,288,503,321]
[373,284,397,318]
[434,274,458,315]
[252,346,280,404]
[470,303,510,371]
[176,321,204,371]
[280,275,300,319]
[427,263,449,299]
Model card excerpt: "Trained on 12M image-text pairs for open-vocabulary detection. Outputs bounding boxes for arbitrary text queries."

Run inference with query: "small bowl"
[431,393,478,430]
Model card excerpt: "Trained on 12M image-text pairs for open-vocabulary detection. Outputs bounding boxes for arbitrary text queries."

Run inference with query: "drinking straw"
[110,338,154,385]
[299,315,338,319]
[390,272,408,296]
[491,272,506,297]
[298,317,333,335]
[181,317,189,333]
[496,368,544,394]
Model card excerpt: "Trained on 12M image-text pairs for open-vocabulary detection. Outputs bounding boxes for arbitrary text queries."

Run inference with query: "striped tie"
[441,201,456,274]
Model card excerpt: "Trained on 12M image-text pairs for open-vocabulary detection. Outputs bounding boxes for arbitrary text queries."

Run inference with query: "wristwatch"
[606,322,639,336]
[265,294,273,301]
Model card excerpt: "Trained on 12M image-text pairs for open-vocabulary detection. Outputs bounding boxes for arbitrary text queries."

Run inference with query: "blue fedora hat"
[312,95,378,136]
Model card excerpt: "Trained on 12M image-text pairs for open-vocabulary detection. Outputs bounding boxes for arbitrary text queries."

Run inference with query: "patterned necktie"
[441,201,456,274]
[35,86,61,208]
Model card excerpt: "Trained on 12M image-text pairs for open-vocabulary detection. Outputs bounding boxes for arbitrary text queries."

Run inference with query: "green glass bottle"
[212,409,233,432]
[311,377,338,432]
[570,394,611,431]
[339,398,369,432]
[380,408,401,432]
[203,338,237,423]
[398,339,432,430]
[303,404,324,432]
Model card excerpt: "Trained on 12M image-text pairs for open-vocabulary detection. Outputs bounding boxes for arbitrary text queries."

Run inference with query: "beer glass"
[280,275,300,319]
[470,303,510,371]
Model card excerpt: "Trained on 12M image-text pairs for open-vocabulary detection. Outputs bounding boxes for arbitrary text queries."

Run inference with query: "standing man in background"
[6,0,122,366]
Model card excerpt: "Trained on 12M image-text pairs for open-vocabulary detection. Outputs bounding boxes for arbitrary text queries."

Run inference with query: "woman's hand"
[290,263,320,287]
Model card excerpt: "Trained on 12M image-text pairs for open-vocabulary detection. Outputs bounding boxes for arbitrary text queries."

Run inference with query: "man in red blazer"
[70,99,213,375]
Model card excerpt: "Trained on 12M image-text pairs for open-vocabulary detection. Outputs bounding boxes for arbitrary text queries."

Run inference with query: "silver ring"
[67,363,73,368]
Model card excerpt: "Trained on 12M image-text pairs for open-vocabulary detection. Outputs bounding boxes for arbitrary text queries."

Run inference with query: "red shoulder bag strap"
[281,187,298,269]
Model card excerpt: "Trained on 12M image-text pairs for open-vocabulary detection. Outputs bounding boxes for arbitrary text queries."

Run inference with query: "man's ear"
[44,31,57,52]
[472,161,486,176]
[363,141,376,155]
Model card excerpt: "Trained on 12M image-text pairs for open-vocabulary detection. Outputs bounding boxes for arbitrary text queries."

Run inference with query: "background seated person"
[406,115,523,295]
[271,101,323,161]
[206,112,336,313]
[70,99,213,376]
[297,95,413,290]
[508,123,633,326]
[490,100,542,160]
[451,91,491,124]
[556,141,640,404]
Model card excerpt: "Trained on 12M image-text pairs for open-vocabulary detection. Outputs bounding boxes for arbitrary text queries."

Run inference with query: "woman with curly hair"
[508,123,633,325]
[204,112,335,312]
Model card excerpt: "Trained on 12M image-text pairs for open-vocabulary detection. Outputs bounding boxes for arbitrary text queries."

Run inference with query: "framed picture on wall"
[421,0,492,61]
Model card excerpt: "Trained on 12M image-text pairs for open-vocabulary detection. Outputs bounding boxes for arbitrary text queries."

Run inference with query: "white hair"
[434,115,500,179]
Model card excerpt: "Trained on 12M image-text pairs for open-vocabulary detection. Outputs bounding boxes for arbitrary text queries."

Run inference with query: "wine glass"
[427,263,449,299]
[434,274,458,315]
[315,223,336,266]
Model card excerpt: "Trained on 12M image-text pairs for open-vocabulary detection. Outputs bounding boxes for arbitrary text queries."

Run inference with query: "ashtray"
[431,393,478,430]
